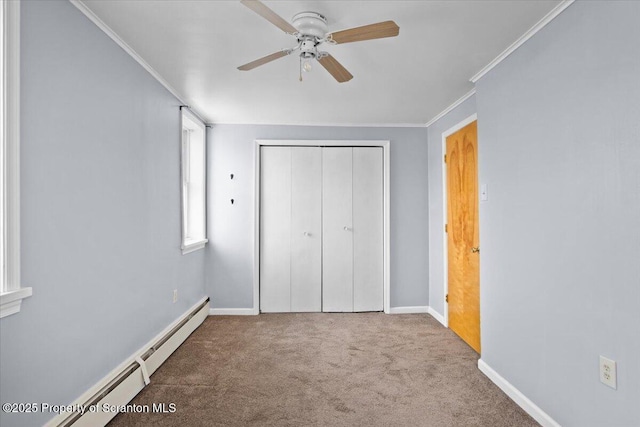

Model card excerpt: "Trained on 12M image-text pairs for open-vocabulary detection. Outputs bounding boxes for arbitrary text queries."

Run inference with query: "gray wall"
[206,125,429,309]
[476,1,640,426]
[426,95,476,318]
[0,2,206,426]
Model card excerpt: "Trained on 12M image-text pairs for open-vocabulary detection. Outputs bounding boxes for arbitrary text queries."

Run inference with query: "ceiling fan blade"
[329,20,399,44]
[238,51,289,71]
[240,0,297,34]
[318,54,353,83]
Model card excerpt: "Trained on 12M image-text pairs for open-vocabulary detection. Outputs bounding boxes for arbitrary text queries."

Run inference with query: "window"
[1,0,31,318]
[180,108,207,254]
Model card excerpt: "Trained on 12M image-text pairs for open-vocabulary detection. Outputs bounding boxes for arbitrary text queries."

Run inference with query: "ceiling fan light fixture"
[302,60,312,72]
[299,39,317,73]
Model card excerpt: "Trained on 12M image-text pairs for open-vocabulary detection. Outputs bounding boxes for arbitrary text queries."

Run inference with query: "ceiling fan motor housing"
[300,38,318,59]
[292,12,328,39]
[238,1,400,83]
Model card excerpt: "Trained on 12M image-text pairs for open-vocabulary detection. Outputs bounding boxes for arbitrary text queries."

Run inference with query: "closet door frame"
[253,140,391,314]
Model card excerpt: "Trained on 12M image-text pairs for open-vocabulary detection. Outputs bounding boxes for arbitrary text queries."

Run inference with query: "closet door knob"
[303,231,310,236]
[343,226,351,231]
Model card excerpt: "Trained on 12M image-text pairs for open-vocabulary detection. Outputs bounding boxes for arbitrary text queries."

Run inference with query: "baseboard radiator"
[51,298,210,427]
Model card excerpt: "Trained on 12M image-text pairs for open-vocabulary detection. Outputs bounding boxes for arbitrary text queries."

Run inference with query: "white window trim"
[1,0,31,318]
[180,108,207,255]
[182,240,207,255]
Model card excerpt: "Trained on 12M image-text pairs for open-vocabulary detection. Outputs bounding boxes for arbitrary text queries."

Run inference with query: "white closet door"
[290,147,322,312]
[260,147,291,312]
[353,147,384,311]
[322,147,354,312]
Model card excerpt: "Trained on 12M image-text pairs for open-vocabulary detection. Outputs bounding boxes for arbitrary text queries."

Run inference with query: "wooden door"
[322,147,354,312]
[446,121,480,353]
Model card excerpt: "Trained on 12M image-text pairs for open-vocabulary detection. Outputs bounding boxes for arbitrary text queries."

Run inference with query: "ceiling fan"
[237,0,400,83]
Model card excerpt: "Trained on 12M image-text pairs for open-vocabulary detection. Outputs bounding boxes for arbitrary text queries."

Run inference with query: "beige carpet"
[109,313,538,427]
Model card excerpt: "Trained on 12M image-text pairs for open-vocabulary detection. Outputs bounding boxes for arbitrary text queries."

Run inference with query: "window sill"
[0,287,33,319]
[182,239,208,255]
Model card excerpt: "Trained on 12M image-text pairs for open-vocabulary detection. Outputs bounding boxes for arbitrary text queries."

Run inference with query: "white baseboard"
[478,359,561,427]
[209,307,257,315]
[45,297,209,427]
[388,306,429,314]
[426,306,447,327]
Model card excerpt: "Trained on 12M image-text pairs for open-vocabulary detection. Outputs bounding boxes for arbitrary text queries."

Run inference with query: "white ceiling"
[80,0,561,126]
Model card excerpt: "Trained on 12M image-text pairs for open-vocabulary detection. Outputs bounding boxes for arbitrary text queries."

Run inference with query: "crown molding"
[210,121,427,128]
[69,0,207,124]
[470,0,575,83]
[425,89,476,128]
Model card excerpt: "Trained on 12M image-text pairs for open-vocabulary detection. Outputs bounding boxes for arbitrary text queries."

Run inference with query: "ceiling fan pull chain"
[299,56,303,82]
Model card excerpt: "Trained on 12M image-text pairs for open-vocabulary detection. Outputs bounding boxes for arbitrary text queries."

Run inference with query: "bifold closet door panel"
[322,147,354,312]
[290,147,322,312]
[353,147,384,312]
[260,147,291,313]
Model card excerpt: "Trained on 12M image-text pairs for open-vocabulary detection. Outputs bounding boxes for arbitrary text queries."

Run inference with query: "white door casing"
[254,140,390,314]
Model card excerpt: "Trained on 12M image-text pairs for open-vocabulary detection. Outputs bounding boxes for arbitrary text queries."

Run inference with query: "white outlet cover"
[599,355,617,389]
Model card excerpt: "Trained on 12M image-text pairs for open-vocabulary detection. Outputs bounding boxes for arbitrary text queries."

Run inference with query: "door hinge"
[444,154,447,163]
[445,224,448,233]
[446,294,449,303]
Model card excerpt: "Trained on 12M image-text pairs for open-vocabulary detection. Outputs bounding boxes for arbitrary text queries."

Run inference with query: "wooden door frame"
[441,114,478,327]
[253,140,391,314]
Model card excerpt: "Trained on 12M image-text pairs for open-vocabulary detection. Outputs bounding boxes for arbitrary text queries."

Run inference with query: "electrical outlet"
[173,289,178,303]
[599,356,617,389]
